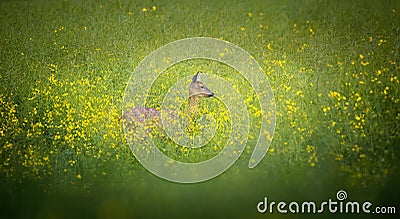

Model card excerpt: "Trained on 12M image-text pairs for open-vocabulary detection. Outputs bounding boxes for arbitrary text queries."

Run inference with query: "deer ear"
[192,72,201,83]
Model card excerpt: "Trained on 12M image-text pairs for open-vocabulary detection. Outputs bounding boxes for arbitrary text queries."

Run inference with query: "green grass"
[1,0,399,218]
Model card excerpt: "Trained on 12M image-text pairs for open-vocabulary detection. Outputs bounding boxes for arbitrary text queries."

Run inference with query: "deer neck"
[188,95,199,116]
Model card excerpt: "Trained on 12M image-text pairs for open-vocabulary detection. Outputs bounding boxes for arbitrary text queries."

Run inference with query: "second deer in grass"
[123,72,214,134]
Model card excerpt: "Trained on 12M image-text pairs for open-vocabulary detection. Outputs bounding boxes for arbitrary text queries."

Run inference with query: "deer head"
[189,71,214,98]
[187,71,214,116]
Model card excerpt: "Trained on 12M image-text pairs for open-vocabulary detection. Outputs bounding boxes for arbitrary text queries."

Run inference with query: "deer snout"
[208,92,214,97]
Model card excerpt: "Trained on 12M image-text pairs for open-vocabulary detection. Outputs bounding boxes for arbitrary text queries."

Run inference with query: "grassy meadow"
[1,0,399,218]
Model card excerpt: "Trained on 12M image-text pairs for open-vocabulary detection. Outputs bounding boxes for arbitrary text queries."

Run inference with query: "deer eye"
[200,85,204,89]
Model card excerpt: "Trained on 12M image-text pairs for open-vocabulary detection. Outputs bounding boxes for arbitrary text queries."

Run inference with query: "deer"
[122,72,214,139]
